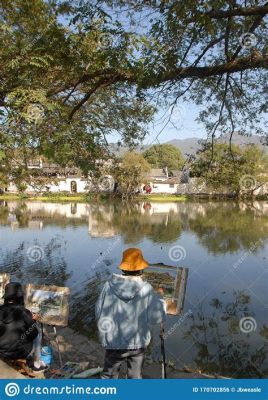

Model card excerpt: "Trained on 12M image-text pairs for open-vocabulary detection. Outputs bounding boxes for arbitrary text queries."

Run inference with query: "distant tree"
[114,152,151,199]
[191,143,268,197]
[143,144,184,170]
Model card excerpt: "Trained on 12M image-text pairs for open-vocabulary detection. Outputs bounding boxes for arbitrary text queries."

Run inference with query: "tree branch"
[146,55,268,86]
[204,5,268,19]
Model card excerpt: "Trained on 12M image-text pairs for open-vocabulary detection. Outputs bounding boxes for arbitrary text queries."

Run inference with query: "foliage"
[113,151,151,198]
[187,202,268,254]
[143,144,184,170]
[0,0,268,185]
[191,143,268,196]
[184,291,267,377]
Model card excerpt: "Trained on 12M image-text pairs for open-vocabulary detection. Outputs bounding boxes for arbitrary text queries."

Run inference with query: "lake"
[0,199,267,377]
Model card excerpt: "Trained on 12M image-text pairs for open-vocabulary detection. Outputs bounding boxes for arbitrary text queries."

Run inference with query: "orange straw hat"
[119,248,148,271]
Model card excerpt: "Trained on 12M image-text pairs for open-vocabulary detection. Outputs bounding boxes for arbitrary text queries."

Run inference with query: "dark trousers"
[102,348,145,379]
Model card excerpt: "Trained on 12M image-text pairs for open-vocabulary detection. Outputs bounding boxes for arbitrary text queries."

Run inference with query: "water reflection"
[1,200,268,250]
[181,291,268,378]
[0,199,267,377]
[0,237,70,286]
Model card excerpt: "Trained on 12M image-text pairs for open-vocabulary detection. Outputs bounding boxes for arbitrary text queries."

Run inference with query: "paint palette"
[49,362,83,379]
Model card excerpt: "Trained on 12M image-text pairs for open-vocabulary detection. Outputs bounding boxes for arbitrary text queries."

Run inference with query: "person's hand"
[156,287,165,296]
[165,299,177,315]
[32,313,40,321]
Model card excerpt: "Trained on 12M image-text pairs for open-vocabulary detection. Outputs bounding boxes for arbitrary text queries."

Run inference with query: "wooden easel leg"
[53,326,63,368]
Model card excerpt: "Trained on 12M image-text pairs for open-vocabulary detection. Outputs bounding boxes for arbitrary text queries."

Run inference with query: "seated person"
[0,282,47,373]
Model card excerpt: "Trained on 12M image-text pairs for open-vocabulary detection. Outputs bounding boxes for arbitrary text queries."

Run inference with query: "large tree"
[191,143,268,196]
[143,144,184,170]
[113,151,151,198]
[1,0,268,179]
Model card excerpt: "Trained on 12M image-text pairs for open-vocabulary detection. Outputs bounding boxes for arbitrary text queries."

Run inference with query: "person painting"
[96,248,166,379]
[0,282,47,373]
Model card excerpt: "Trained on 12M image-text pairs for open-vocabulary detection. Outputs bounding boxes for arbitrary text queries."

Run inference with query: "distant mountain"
[166,132,267,156]
[110,132,267,157]
[166,137,202,155]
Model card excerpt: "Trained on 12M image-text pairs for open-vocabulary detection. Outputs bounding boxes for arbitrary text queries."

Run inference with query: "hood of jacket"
[109,274,146,301]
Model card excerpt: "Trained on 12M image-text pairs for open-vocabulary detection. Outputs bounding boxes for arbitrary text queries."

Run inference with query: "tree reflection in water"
[69,270,110,340]
[0,238,70,287]
[182,291,268,377]
[0,200,267,377]
[187,202,268,253]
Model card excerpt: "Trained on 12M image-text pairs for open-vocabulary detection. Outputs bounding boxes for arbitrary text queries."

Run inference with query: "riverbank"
[45,326,221,379]
[1,193,267,202]
[0,194,188,202]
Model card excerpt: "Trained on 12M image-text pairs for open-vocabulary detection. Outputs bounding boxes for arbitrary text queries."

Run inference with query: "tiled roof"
[151,178,179,184]
[148,169,181,178]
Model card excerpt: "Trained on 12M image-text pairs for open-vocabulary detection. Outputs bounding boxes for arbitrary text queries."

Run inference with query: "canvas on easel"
[25,284,70,326]
[143,263,188,315]
[0,273,10,305]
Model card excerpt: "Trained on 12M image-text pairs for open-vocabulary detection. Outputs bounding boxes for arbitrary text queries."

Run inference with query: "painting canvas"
[143,264,188,315]
[25,284,70,326]
[0,273,10,305]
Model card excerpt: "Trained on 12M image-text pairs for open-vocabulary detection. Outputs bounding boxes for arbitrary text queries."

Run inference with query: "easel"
[41,323,63,368]
[147,263,189,379]
[25,284,70,370]
[160,322,167,379]
[53,326,63,368]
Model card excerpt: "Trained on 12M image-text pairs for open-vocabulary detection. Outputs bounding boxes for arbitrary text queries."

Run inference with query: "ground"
[48,326,222,378]
[0,194,188,202]
[0,326,222,379]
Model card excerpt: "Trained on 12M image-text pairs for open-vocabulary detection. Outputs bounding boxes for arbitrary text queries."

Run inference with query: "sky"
[106,102,206,145]
[95,4,208,145]
[61,3,267,147]
[144,103,206,145]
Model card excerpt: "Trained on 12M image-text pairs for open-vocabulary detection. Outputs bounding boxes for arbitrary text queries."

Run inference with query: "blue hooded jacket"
[95,274,166,350]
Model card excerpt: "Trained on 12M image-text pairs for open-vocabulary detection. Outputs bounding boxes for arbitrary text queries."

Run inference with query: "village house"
[143,168,191,194]
[3,160,268,196]
[3,158,114,194]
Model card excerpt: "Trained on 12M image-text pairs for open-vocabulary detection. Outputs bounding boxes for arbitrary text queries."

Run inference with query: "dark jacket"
[0,304,38,359]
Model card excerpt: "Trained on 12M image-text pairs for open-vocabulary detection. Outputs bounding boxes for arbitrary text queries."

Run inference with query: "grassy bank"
[135,194,187,202]
[0,194,88,202]
[0,193,188,202]
[1,193,266,202]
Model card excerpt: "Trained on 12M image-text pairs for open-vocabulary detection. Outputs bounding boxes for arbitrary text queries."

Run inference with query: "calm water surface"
[0,200,267,377]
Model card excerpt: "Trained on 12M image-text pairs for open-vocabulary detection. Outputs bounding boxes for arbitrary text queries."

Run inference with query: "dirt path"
[48,326,218,379]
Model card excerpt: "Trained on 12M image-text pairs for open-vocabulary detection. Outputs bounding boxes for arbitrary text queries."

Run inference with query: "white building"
[4,159,115,194]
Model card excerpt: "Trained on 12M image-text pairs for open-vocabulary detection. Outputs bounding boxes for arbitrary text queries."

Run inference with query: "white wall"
[7,176,115,194]
[150,183,178,194]
[47,178,88,193]
[7,178,89,194]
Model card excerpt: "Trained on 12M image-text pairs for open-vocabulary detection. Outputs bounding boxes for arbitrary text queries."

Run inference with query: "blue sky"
[107,102,206,145]
[144,103,206,145]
